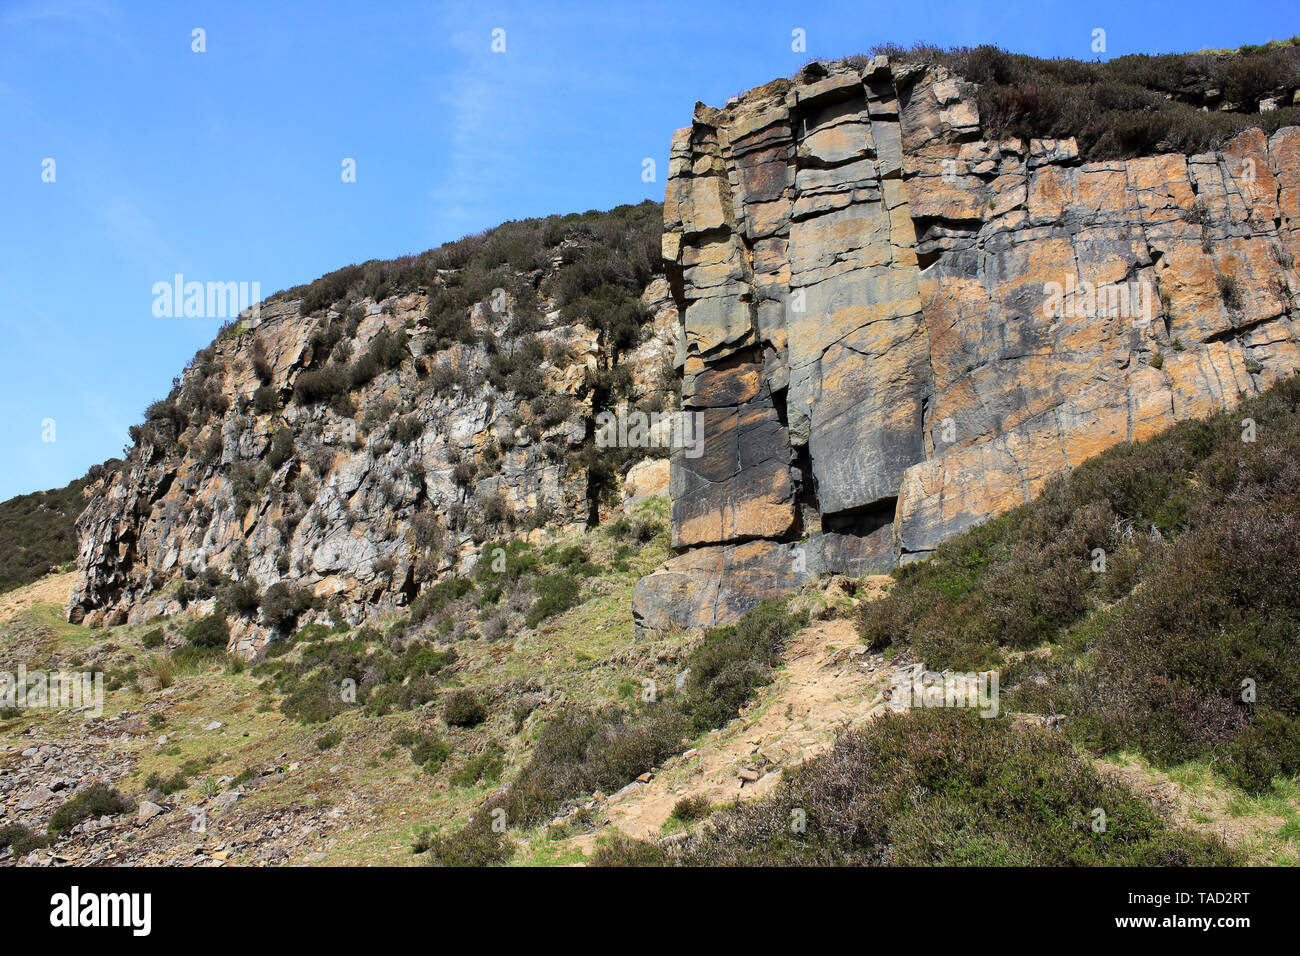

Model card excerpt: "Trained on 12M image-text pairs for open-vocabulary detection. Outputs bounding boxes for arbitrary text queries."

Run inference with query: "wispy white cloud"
[426,9,570,236]
[1,0,121,30]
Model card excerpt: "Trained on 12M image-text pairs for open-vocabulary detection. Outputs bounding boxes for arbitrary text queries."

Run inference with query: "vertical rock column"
[664,103,797,551]
[635,62,931,630]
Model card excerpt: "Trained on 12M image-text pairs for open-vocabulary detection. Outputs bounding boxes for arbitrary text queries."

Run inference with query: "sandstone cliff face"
[70,238,676,654]
[635,58,1300,631]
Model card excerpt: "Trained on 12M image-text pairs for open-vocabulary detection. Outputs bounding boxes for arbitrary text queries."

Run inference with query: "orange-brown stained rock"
[671,375,796,549]
[645,59,1300,630]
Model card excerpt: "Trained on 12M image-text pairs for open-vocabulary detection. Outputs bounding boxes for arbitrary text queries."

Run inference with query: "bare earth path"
[573,617,912,852]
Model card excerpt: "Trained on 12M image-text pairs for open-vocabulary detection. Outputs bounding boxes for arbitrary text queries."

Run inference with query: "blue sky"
[2,0,1297,501]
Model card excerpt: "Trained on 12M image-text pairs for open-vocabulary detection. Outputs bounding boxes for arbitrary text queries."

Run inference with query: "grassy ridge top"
[849,38,1300,160]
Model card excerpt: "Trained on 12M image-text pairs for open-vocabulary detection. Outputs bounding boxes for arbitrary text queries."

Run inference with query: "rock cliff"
[68,205,674,653]
[66,57,1300,646]
[634,57,1300,631]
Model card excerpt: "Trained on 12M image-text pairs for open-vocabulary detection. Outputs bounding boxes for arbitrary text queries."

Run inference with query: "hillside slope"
[5,278,1299,871]
[0,476,93,594]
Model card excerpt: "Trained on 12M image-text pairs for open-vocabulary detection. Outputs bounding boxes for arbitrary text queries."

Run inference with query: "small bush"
[262,582,314,631]
[141,653,175,689]
[409,577,473,624]
[590,832,673,866]
[0,823,51,857]
[278,674,347,724]
[142,629,165,649]
[143,770,188,796]
[47,784,133,834]
[424,826,513,866]
[392,728,452,773]
[252,386,279,414]
[220,579,262,618]
[442,690,488,727]
[267,426,295,470]
[1216,272,1244,310]
[450,744,506,787]
[293,367,350,405]
[525,573,582,628]
[389,416,425,444]
[670,794,712,823]
[185,611,230,649]
[350,328,408,388]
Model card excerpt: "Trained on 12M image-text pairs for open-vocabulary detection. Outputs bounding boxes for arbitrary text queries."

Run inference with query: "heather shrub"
[142,770,187,795]
[491,704,686,828]
[614,710,1237,866]
[0,474,90,593]
[298,264,363,315]
[524,572,582,627]
[869,41,1300,161]
[450,744,506,787]
[590,832,673,866]
[670,794,712,823]
[442,596,806,857]
[48,784,133,834]
[862,375,1300,792]
[185,610,230,649]
[409,576,473,624]
[219,579,261,618]
[442,689,488,727]
[682,598,809,734]
[392,727,451,773]
[261,582,314,631]
[0,823,51,856]
[423,826,513,866]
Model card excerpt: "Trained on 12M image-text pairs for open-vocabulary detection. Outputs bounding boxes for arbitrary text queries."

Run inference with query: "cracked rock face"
[635,58,1300,632]
[69,273,678,655]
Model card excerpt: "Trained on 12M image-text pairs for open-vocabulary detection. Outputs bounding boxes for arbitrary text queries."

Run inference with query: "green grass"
[424,594,807,864]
